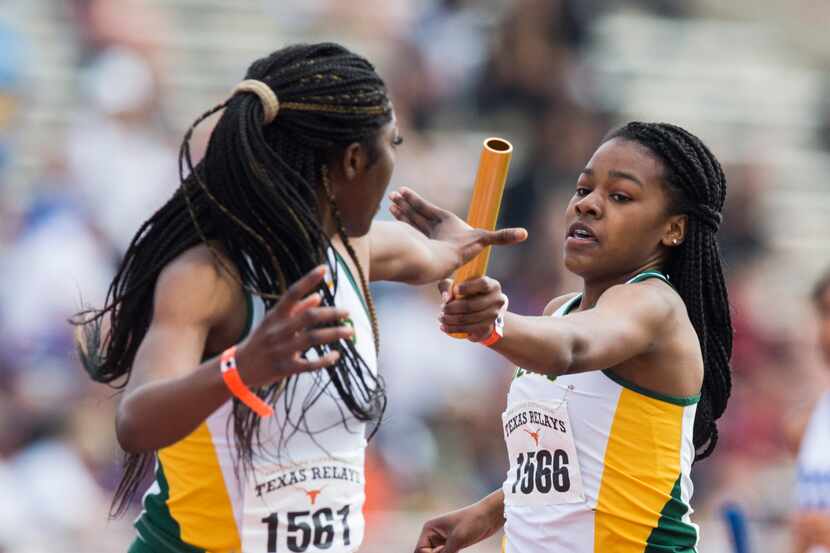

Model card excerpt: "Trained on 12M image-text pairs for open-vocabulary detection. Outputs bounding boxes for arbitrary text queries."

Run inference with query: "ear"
[337,142,369,183]
[661,214,687,248]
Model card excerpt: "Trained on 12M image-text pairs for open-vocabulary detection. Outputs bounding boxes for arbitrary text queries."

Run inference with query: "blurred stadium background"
[2,0,830,551]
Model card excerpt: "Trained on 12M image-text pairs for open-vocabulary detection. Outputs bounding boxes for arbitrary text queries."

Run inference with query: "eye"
[610,193,631,203]
[392,135,404,147]
[575,187,590,197]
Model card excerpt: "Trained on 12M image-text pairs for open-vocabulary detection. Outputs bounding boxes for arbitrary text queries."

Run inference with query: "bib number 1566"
[511,450,570,494]
[262,505,351,552]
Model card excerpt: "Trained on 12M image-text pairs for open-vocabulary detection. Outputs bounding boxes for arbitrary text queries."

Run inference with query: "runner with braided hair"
[72,42,526,553]
[397,121,733,552]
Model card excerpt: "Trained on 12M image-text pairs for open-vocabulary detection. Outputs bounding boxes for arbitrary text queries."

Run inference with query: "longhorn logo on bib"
[502,400,586,506]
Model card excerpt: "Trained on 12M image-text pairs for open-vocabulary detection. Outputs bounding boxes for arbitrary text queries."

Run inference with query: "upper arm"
[557,281,677,373]
[368,220,440,283]
[126,252,236,393]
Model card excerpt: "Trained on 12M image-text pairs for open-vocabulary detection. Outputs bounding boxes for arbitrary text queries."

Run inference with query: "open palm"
[388,186,527,268]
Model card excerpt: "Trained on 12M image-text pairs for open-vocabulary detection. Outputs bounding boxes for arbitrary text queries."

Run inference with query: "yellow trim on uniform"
[594,388,683,551]
[158,423,241,551]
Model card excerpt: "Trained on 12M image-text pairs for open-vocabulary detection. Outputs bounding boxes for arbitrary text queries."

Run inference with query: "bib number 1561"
[262,505,351,552]
[511,449,570,494]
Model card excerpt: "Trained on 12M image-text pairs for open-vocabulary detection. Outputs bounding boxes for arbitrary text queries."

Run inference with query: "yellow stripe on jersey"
[594,387,684,551]
[159,423,240,551]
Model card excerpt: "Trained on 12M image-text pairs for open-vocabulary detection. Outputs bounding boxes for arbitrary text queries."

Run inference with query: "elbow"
[543,331,580,377]
[116,401,151,454]
[544,348,575,378]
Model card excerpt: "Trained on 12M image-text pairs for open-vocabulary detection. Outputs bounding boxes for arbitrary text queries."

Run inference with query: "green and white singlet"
[502,271,700,553]
[131,248,376,553]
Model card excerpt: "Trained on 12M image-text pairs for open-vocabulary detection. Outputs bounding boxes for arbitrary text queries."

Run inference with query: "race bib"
[242,458,365,553]
[502,399,585,506]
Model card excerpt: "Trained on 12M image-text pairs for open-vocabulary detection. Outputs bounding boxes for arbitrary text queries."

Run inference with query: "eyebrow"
[580,168,643,187]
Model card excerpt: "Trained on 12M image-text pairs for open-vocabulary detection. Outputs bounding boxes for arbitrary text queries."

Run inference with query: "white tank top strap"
[552,270,670,319]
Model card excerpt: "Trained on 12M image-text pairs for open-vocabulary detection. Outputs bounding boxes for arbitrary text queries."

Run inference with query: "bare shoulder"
[598,278,683,327]
[542,293,581,316]
[153,245,240,326]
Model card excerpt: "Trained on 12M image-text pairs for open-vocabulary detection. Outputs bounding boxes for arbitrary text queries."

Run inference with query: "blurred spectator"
[66,45,177,252]
[3,0,829,551]
[791,270,830,553]
[474,0,589,118]
[0,18,23,179]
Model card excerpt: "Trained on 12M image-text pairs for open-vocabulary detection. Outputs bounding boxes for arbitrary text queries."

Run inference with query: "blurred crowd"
[1,1,829,551]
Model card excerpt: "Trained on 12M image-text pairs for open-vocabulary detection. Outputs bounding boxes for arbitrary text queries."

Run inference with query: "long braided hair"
[606,122,732,461]
[72,43,391,515]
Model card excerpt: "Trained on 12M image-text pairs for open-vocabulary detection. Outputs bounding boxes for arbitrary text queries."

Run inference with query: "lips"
[567,222,598,243]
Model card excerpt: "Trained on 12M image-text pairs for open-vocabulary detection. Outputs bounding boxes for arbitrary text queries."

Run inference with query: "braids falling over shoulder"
[72,43,393,515]
[606,122,733,461]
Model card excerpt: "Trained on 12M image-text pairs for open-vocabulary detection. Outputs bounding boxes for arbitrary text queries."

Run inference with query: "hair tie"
[232,79,279,124]
[692,204,722,232]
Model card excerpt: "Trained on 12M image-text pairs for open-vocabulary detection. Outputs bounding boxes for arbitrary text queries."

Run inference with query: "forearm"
[474,489,506,537]
[490,313,576,377]
[116,358,232,452]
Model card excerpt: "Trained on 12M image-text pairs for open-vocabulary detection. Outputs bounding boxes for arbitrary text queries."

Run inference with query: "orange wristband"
[480,314,505,347]
[220,346,274,418]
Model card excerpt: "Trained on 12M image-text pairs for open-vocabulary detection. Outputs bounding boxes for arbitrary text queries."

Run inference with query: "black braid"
[606,122,733,461]
[71,43,393,515]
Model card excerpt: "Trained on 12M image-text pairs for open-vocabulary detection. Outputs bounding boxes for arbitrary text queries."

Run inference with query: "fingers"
[478,227,528,246]
[442,293,504,315]
[441,536,462,553]
[454,276,501,298]
[287,326,354,352]
[414,527,445,553]
[278,306,350,338]
[396,186,448,221]
[440,321,492,339]
[274,265,327,318]
[438,279,454,304]
[290,350,342,372]
[389,190,436,235]
[288,291,322,317]
[440,306,501,327]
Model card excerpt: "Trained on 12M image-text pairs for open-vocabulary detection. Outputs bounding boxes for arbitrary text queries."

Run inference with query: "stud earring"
[672,239,679,245]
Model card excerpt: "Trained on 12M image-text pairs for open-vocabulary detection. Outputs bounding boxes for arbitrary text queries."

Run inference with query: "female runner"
[792,270,830,553]
[73,43,525,553]
[395,121,733,552]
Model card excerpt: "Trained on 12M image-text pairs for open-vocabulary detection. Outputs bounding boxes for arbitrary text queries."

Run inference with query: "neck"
[317,193,339,239]
[577,257,665,311]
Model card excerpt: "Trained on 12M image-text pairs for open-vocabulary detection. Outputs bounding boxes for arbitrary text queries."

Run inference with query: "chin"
[564,253,601,279]
[564,252,587,274]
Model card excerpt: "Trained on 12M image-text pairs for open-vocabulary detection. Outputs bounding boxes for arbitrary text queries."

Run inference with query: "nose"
[574,191,602,219]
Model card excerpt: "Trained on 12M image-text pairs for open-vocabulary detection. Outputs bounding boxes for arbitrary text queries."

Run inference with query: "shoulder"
[542,293,581,316]
[153,245,241,326]
[597,277,681,326]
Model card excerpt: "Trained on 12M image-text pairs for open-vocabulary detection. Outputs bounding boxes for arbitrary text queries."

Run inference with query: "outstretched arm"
[369,187,526,284]
[439,277,676,377]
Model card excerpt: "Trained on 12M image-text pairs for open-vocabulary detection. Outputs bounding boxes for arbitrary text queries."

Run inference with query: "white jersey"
[135,247,377,553]
[502,271,700,553]
[797,391,830,510]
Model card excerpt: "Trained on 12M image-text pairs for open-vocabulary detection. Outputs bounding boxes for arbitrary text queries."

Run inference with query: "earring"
[672,239,679,245]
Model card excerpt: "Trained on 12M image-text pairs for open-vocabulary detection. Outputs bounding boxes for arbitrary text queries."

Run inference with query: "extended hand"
[235,266,353,388]
[438,277,508,342]
[414,503,500,553]
[389,187,527,270]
